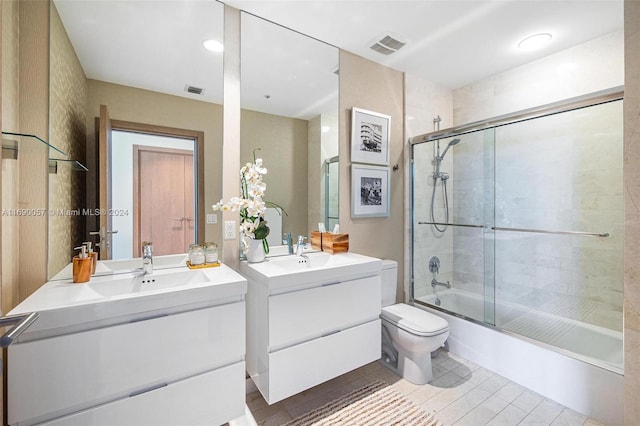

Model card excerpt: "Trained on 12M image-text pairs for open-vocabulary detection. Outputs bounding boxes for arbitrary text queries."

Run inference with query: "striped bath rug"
[284,380,438,426]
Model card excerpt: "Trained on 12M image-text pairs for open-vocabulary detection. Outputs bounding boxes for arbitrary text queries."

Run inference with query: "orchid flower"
[211,149,287,255]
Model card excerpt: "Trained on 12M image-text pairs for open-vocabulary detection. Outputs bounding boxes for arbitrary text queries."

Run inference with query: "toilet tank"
[381,259,398,307]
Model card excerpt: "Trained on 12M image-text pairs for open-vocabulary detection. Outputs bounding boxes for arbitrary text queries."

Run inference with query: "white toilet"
[380,260,450,384]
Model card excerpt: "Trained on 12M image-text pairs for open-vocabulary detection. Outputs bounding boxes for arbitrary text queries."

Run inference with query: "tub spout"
[431,278,451,289]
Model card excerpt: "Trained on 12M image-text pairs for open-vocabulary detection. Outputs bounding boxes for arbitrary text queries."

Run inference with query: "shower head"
[438,138,461,160]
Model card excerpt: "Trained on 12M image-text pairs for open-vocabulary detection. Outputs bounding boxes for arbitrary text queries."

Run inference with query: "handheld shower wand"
[431,138,461,232]
[438,138,461,161]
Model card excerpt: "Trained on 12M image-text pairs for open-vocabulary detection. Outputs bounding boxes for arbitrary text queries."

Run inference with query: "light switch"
[206,213,217,224]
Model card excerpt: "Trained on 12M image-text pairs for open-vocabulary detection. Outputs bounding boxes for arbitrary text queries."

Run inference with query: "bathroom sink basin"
[263,251,358,270]
[87,269,210,297]
[241,252,381,291]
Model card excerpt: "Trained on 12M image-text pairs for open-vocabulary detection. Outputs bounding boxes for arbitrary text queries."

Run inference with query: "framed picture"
[351,164,390,218]
[351,107,390,165]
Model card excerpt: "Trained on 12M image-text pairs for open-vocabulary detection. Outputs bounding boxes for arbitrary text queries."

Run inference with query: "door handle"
[0,312,39,347]
[107,229,118,234]
[185,217,193,222]
[172,217,185,221]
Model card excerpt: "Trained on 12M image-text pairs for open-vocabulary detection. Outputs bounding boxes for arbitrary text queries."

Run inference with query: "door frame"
[108,119,205,253]
[132,145,195,256]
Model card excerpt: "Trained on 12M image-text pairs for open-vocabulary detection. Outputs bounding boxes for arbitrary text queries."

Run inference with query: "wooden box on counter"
[310,231,323,251]
[321,233,349,254]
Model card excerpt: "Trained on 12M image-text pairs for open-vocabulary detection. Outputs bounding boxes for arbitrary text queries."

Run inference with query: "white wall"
[453,30,624,124]
[404,75,454,301]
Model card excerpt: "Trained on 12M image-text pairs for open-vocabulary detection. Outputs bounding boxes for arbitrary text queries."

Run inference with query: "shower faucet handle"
[428,256,441,275]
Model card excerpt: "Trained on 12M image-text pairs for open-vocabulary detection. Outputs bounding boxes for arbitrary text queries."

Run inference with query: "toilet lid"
[381,303,449,337]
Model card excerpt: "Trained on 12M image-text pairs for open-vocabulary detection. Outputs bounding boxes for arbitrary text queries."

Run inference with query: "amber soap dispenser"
[72,245,92,283]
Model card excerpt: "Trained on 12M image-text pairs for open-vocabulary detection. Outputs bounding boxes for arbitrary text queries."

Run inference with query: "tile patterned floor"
[229,348,606,426]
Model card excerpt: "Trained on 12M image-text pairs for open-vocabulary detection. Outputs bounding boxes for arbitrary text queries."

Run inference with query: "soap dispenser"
[72,246,92,283]
[84,241,97,274]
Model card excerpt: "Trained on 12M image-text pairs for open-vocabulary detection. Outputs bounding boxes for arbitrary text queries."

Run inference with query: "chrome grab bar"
[0,312,39,347]
[492,227,609,238]
[418,222,483,228]
[418,222,609,237]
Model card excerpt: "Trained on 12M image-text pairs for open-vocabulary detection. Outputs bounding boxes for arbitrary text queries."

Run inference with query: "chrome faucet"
[283,233,293,255]
[431,278,451,289]
[142,241,153,275]
[295,235,307,257]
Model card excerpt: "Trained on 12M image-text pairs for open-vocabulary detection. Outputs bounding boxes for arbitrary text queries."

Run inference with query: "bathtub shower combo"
[410,89,624,374]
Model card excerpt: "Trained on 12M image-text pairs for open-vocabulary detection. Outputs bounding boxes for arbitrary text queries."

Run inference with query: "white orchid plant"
[212,149,285,255]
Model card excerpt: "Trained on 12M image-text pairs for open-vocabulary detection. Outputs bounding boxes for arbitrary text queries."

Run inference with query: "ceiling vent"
[369,33,407,55]
[185,84,204,95]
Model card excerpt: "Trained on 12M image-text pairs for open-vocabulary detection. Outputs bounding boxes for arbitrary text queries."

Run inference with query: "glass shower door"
[492,100,623,367]
[411,128,495,324]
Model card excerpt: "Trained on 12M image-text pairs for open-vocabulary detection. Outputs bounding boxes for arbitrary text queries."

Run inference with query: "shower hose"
[430,175,449,232]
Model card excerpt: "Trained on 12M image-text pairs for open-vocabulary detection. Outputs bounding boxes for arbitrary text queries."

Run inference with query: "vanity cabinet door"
[9,303,245,425]
[268,275,381,350]
[267,319,380,404]
[38,362,245,426]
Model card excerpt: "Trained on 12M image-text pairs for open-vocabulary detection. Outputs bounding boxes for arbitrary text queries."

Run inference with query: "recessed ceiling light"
[203,39,224,53]
[518,33,552,51]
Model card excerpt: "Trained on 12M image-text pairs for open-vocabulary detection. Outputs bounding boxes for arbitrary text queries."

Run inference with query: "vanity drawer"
[9,302,245,425]
[267,319,380,404]
[39,361,246,426]
[268,275,380,350]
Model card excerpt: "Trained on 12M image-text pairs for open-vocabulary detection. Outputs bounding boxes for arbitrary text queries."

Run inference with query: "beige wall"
[16,0,49,303]
[624,0,640,423]
[339,50,405,301]
[85,80,224,247]
[0,0,8,418]
[48,3,86,278]
[240,109,308,239]
[2,0,20,315]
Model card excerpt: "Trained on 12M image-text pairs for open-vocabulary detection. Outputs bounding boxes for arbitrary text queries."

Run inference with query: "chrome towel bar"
[417,222,609,237]
[492,227,609,238]
[0,312,39,347]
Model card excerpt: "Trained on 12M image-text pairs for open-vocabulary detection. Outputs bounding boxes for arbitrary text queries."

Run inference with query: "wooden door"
[98,104,114,259]
[133,146,194,256]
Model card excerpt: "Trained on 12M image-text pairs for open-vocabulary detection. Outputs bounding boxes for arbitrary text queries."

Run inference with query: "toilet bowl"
[380,260,449,384]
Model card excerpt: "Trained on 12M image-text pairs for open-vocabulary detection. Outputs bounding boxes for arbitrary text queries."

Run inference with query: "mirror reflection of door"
[112,131,196,259]
[133,145,195,257]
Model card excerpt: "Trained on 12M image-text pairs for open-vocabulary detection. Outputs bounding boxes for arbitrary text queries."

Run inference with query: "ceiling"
[226,0,623,89]
[54,0,623,119]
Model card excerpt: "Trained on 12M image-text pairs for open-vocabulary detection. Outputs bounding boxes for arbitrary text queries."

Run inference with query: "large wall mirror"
[48,0,224,277]
[240,12,339,251]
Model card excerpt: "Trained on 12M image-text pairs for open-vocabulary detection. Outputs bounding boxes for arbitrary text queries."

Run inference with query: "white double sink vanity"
[7,251,382,425]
